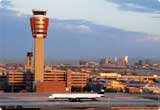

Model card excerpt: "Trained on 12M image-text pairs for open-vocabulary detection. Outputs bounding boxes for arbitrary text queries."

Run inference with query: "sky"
[10,0,160,35]
[0,0,160,63]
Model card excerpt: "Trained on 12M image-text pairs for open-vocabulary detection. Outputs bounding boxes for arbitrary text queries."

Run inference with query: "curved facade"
[30,17,49,38]
[30,10,49,82]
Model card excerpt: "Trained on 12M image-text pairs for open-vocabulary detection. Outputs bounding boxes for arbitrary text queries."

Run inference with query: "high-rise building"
[100,57,111,65]
[114,57,119,65]
[104,57,110,65]
[123,56,129,65]
[30,9,49,82]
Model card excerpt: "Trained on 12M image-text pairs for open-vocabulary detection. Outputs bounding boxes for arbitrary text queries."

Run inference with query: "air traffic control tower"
[30,9,49,82]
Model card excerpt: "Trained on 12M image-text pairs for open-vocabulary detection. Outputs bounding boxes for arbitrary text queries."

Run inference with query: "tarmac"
[0,93,159,110]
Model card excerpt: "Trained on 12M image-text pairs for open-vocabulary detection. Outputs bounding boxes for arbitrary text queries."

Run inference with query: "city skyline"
[0,0,160,63]
[0,1,160,109]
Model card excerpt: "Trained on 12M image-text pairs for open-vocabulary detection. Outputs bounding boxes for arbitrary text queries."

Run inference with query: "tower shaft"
[34,38,45,82]
[30,9,49,83]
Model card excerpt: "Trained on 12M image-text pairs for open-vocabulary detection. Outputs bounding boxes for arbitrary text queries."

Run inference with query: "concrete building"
[100,57,111,65]
[30,9,49,82]
[71,71,89,91]
[0,64,6,72]
[7,62,90,93]
[98,72,160,83]
[99,73,121,80]
[79,60,99,66]
[114,57,119,65]
[7,69,26,92]
[25,52,33,72]
[123,56,128,65]
[106,80,126,91]
[36,69,89,93]
[0,72,8,92]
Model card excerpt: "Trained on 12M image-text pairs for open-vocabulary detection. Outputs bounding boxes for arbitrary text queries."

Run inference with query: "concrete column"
[34,38,44,82]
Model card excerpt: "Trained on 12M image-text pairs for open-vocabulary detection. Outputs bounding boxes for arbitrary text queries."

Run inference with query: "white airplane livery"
[49,93,104,101]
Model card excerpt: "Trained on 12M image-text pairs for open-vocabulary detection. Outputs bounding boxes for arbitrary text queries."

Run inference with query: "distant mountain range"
[0,8,160,64]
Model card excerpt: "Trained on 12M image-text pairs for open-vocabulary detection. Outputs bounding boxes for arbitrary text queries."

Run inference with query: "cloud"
[77,25,91,32]
[136,35,160,42]
[0,0,13,9]
[63,24,91,32]
[105,0,160,13]
[52,20,92,33]
[0,7,160,63]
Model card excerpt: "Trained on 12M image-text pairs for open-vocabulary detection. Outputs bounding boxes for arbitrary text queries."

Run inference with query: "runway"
[0,93,159,110]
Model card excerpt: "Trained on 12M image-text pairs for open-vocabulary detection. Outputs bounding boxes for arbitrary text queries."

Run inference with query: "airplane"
[48,93,104,102]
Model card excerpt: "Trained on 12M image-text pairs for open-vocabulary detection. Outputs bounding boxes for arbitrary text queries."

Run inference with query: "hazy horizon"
[0,0,160,63]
